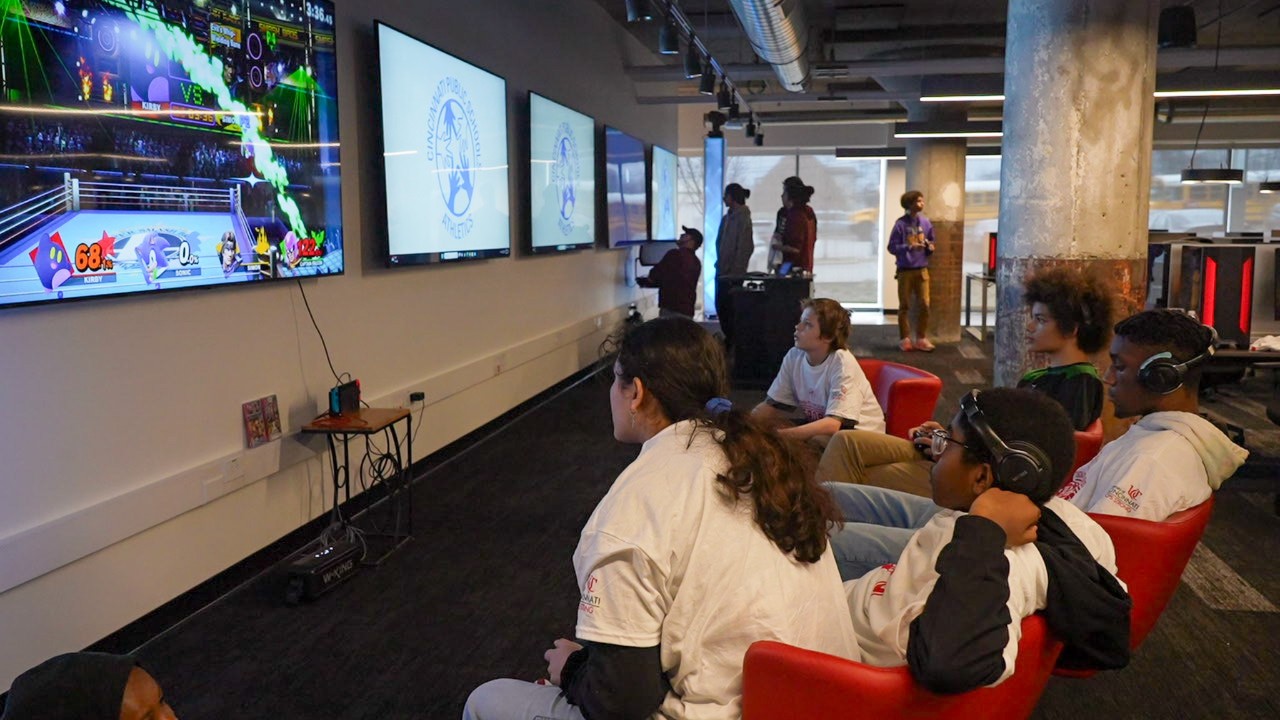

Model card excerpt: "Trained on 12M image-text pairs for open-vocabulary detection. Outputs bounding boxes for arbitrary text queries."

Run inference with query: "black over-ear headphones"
[1137,325,1218,395]
[960,390,1055,499]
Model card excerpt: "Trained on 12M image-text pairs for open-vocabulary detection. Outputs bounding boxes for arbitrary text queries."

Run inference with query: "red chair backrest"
[1070,419,1104,477]
[742,615,1062,720]
[857,358,944,439]
[1089,496,1215,650]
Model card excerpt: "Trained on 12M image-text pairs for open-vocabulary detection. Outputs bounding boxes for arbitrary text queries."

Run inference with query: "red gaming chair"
[1070,419,1104,477]
[857,358,944,439]
[1054,496,1216,678]
[742,615,1062,720]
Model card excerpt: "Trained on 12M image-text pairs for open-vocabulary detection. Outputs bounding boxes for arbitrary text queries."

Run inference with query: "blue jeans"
[463,679,587,720]
[826,483,942,581]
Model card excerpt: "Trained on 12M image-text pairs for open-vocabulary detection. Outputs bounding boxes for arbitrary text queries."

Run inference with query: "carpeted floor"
[126,324,1279,719]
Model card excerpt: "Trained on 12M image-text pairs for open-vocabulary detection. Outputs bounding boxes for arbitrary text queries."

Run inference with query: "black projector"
[284,538,362,604]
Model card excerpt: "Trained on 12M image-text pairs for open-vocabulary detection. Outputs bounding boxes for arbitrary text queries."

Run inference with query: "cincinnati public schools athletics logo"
[551,122,580,236]
[426,76,481,240]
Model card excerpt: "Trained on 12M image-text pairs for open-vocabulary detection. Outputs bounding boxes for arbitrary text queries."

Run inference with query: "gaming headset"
[1137,324,1218,395]
[959,390,1055,499]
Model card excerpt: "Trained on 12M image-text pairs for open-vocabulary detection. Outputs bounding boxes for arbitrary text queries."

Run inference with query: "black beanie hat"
[2,652,137,720]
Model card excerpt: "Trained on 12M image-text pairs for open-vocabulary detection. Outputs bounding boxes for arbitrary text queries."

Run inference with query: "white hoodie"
[1056,411,1249,521]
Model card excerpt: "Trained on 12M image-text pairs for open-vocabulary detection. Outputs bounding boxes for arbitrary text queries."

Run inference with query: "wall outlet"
[409,391,425,403]
[224,456,244,483]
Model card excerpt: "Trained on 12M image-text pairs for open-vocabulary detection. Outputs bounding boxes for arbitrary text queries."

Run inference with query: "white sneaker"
[899,338,914,352]
[915,338,936,352]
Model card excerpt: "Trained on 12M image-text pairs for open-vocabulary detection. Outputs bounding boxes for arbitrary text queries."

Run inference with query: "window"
[1239,148,1280,233]
[797,156,884,305]
[964,157,1001,278]
[1149,149,1229,236]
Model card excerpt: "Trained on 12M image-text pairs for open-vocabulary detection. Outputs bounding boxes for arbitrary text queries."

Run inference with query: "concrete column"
[905,105,967,343]
[994,0,1158,387]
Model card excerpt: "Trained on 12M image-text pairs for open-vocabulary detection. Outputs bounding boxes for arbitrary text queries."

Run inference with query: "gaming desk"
[303,407,413,565]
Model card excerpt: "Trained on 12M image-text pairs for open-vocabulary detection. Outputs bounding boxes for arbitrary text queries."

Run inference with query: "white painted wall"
[0,0,673,688]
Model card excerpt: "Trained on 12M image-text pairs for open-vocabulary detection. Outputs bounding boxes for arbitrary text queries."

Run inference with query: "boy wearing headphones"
[1057,309,1247,520]
[842,388,1130,692]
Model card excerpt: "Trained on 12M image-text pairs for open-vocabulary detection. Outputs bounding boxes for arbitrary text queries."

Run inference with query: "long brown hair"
[605,317,839,563]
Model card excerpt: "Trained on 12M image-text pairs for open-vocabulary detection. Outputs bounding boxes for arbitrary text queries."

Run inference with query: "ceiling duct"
[725,0,811,92]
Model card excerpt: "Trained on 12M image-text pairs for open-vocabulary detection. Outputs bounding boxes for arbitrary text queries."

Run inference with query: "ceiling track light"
[716,83,732,111]
[1261,180,1280,194]
[699,66,716,95]
[1180,167,1243,184]
[625,0,653,23]
[754,131,764,147]
[683,40,701,79]
[727,101,741,122]
[745,118,756,138]
[658,17,679,54]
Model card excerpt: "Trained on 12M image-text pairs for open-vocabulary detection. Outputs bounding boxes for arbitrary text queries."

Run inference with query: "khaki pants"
[896,267,930,340]
[816,429,933,497]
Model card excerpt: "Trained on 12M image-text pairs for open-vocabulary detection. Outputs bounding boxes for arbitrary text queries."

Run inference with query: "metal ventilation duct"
[725,0,811,92]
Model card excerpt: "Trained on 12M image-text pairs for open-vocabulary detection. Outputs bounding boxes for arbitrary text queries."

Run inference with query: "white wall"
[0,0,673,688]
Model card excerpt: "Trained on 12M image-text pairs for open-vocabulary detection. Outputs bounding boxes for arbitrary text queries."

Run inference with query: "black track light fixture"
[727,101,741,122]
[745,117,756,138]
[1261,179,1280,194]
[658,17,679,54]
[699,66,716,95]
[716,82,732,111]
[754,131,764,147]
[625,0,653,23]
[683,41,701,79]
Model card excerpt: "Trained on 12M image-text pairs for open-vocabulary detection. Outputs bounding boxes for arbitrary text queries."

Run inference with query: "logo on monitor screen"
[426,77,481,239]
[551,122,580,235]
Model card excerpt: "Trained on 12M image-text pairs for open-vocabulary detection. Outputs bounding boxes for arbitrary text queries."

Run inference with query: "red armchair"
[1054,496,1216,678]
[1070,419,1104,477]
[742,615,1063,720]
[857,358,944,439]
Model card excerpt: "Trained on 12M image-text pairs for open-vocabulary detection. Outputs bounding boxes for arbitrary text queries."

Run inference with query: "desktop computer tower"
[1177,244,1255,349]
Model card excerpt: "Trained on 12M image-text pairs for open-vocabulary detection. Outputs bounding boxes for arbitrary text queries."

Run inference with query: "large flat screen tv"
[649,144,678,243]
[0,0,343,310]
[376,22,510,265]
[528,93,594,254]
[604,126,647,248]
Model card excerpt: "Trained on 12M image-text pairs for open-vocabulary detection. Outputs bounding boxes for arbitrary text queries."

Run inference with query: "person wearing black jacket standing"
[713,183,753,344]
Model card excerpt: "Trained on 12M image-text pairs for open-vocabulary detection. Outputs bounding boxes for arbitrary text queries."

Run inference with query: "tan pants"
[896,268,930,340]
[816,429,933,497]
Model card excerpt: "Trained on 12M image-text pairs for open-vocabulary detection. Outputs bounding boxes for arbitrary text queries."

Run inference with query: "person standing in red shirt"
[639,227,703,319]
[772,179,816,273]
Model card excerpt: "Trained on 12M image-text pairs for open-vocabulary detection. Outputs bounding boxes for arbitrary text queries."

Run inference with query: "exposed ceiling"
[597,0,1280,137]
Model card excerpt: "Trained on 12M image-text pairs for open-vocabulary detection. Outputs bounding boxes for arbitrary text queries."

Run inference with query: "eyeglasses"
[929,429,985,458]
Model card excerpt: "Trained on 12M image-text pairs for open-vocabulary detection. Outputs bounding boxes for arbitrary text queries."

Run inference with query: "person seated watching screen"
[1,652,177,720]
[463,317,859,720]
[637,226,703,320]
[751,298,886,443]
[841,388,1130,693]
[1056,308,1247,520]
[815,267,1114,497]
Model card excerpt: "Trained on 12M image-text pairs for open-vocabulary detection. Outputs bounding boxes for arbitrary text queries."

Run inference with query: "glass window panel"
[1241,148,1280,233]
[964,156,1002,278]
[1149,149,1228,236]
[798,155,884,305]
[721,155,795,272]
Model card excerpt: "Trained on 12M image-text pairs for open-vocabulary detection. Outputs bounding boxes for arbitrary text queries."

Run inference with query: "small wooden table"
[303,408,413,564]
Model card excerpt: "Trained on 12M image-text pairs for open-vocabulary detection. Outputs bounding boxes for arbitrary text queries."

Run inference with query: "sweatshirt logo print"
[579,574,602,615]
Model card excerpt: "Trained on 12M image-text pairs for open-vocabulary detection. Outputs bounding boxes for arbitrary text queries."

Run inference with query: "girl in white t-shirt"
[752,297,885,440]
[463,318,860,720]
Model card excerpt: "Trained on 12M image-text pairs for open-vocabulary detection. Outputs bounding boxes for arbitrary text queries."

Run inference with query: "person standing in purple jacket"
[887,190,936,352]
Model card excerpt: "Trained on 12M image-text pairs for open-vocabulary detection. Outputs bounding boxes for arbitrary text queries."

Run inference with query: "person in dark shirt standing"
[639,226,703,319]
[714,183,753,343]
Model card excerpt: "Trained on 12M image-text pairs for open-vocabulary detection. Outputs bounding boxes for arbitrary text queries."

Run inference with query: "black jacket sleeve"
[560,641,669,720]
[907,515,1013,694]
[1053,374,1104,431]
[1035,508,1132,670]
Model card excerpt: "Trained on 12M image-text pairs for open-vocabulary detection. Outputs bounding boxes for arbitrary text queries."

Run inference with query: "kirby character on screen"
[29,232,73,293]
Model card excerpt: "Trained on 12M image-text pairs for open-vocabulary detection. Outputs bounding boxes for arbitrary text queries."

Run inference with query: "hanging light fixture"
[699,65,716,95]
[727,100,741,122]
[625,0,653,23]
[745,116,756,138]
[716,82,732,110]
[658,16,680,54]
[1259,180,1280,194]
[754,130,765,147]
[683,39,701,78]
[1180,0,1243,185]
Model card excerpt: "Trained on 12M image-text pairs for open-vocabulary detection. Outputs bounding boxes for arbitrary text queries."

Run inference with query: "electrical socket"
[409,391,425,403]
[224,456,244,482]
[595,316,603,329]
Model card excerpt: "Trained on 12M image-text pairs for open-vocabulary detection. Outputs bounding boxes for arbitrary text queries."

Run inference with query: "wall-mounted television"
[376,22,510,265]
[528,93,594,254]
[604,126,647,248]
[0,0,343,310]
[650,145,678,243]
